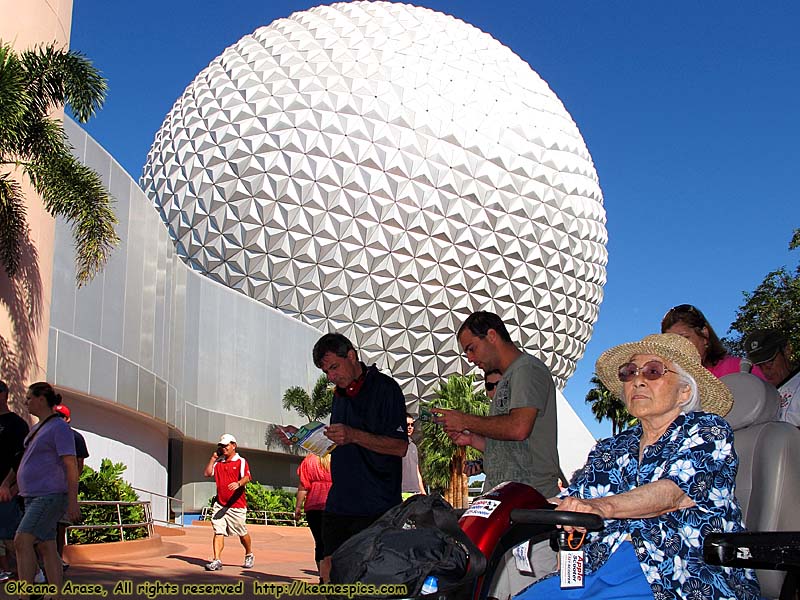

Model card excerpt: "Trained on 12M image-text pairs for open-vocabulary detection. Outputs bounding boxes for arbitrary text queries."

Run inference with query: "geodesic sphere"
[141,1,608,398]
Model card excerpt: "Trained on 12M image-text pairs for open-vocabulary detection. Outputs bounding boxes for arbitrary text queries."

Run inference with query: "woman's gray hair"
[672,362,700,413]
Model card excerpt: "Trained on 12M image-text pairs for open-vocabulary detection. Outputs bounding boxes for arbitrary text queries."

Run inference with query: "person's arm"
[62,455,81,522]
[435,407,538,441]
[324,423,408,456]
[415,466,426,495]
[227,471,251,491]
[204,452,219,477]
[0,469,17,502]
[557,479,694,526]
[226,457,251,491]
[449,430,486,452]
[295,484,309,519]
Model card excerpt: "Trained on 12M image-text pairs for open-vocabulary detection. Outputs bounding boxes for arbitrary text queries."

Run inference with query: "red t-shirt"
[213,453,250,509]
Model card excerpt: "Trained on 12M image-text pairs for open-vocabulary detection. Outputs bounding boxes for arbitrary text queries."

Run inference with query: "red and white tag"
[559,548,585,589]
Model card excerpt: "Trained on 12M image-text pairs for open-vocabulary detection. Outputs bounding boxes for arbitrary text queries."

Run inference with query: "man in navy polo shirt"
[289,333,408,583]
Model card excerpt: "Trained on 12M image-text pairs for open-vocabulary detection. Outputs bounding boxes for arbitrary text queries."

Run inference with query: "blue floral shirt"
[563,411,760,600]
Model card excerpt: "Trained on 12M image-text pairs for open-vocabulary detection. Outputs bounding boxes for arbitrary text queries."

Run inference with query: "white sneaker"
[34,568,46,583]
[204,558,223,571]
[243,553,254,568]
[0,571,13,581]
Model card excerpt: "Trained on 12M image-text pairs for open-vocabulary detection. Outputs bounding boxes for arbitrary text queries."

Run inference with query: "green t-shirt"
[483,353,560,498]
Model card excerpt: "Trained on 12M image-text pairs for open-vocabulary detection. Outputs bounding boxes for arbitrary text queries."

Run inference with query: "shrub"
[71,458,149,544]
[206,480,300,525]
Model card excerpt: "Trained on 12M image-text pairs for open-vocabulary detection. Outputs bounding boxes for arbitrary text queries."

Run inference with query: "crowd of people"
[271,305,794,599]
[0,302,796,600]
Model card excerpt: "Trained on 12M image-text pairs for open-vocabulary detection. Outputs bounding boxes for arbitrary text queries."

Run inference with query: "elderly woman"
[515,333,760,600]
[661,304,766,381]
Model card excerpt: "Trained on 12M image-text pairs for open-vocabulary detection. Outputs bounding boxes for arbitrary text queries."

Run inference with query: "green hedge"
[72,458,148,544]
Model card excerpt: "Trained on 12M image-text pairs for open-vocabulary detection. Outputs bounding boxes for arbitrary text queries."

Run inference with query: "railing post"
[116,503,125,541]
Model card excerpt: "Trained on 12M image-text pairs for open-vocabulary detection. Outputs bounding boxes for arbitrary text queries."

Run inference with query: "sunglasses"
[618,361,677,382]
[665,303,706,322]
[485,381,499,391]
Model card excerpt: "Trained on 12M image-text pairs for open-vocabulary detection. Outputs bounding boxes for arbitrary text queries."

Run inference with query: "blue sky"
[69,1,799,439]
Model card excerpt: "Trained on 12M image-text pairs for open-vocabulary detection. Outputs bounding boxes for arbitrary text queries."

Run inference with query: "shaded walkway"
[3,524,321,600]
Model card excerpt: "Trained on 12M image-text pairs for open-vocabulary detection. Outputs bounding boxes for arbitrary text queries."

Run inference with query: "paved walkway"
[2,524,322,600]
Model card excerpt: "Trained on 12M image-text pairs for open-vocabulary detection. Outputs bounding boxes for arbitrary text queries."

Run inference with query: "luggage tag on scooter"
[558,530,585,589]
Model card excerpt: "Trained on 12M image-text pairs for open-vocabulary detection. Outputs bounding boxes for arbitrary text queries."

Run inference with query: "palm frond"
[20,44,106,123]
[0,44,28,156]
[0,174,27,276]
[26,150,119,284]
[0,42,116,284]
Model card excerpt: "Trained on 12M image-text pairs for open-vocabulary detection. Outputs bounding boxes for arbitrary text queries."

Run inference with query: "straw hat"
[595,333,733,417]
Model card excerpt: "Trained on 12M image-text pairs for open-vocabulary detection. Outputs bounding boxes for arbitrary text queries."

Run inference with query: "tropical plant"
[72,459,148,544]
[281,375,333,422]
[0,42,118,285]
[724,228,799,365]
[419,374,489,509]
[584,374,636,436]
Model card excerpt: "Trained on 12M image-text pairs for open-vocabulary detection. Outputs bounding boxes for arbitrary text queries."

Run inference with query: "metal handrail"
[66,500,154,544]
[200,506,305,526]
[132,486,185,527]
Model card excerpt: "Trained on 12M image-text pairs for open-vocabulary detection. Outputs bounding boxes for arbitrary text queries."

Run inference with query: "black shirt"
[0,411,30,481]
[327,364,407,516]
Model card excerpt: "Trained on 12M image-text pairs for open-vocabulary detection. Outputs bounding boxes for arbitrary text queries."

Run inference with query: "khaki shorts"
[210,503,248,537]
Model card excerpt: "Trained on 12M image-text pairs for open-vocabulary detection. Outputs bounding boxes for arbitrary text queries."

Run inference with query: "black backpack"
[330,494,486,599]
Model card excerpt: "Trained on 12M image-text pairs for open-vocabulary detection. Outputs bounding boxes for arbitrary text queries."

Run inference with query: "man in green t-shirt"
[434,311,560,599]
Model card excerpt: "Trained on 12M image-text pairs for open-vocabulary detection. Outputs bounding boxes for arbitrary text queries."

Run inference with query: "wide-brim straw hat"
[595,333,734,417]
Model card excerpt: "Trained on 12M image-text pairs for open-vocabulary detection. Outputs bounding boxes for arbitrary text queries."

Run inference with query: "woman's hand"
[556,496,605,532]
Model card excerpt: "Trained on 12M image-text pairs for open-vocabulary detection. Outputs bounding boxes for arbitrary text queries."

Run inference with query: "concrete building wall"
[0,0,73,407]
[48,120,322,504]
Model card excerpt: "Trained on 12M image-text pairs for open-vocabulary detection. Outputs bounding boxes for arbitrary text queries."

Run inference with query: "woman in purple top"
[0,382,80,592]
[661,304,767,380]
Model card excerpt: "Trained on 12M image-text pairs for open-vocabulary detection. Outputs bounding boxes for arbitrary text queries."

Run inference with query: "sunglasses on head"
[618,360,677,382]
[485,380,499,391]
[666,303,706,321]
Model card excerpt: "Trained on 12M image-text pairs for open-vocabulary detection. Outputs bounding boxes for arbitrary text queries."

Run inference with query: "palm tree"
[584,374,636,436]
[0,42,118,285]
[281,375,334,422]
[419,374,489,509]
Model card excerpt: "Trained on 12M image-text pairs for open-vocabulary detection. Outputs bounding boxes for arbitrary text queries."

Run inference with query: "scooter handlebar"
[509,508,604,531]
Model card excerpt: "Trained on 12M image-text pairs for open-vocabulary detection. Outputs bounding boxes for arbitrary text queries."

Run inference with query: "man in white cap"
[203,433,253,571]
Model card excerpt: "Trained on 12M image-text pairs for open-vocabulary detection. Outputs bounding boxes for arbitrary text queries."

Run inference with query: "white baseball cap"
[218,433,237,445]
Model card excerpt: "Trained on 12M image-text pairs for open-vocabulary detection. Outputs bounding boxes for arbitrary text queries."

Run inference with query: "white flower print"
[672,555,690,584]
[642,538,665,562]
[712,439,732,461]
[669,459,696,482]
[709,486,731,506]
[588,483,611,498]
[679,524,701,548]
[642,561,660,581]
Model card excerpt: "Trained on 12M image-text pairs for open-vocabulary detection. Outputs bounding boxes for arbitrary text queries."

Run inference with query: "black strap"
[23,414,59,450]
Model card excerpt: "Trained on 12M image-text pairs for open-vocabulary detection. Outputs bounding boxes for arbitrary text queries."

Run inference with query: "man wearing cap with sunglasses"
[203,433,254,571]
[745,329,800,426]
